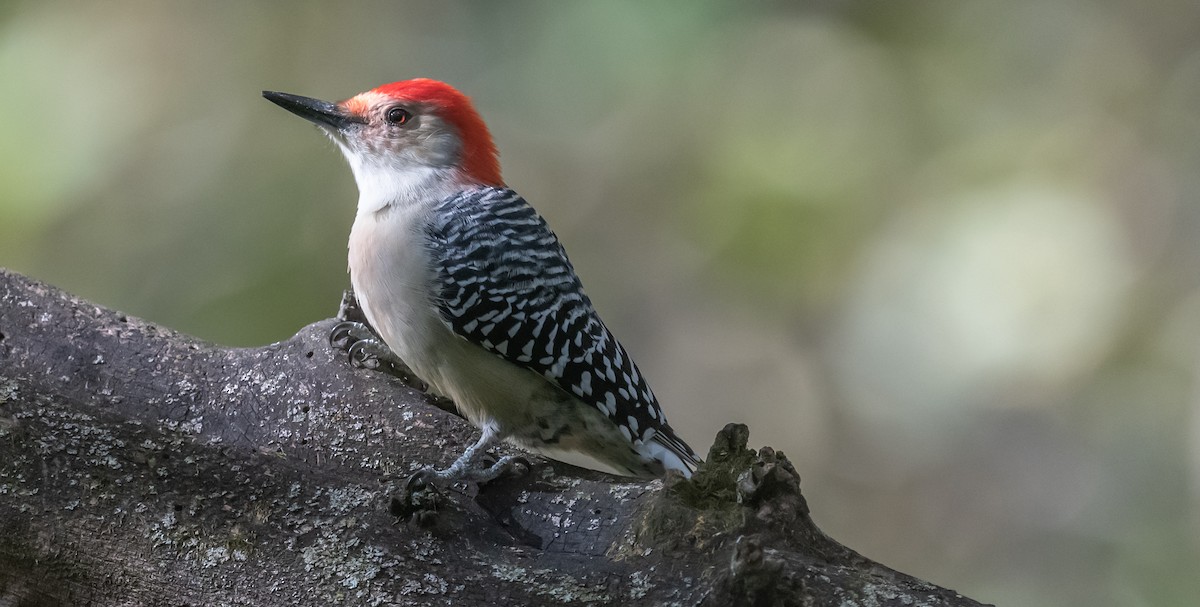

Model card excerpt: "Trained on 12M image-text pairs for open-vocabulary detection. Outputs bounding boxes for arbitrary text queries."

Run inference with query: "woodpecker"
[263,79,700,481]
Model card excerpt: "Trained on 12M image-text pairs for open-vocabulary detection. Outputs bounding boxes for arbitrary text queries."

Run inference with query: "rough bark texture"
[0,268,990,607]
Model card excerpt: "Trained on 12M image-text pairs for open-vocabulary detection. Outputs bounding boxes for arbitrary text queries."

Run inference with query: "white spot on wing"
[603,392,617,416]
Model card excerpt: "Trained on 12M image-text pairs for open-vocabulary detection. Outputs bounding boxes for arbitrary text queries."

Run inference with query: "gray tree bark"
[0,268,989,606]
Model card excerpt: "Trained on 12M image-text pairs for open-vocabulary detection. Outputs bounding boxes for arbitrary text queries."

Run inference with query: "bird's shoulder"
[426,187,550,244]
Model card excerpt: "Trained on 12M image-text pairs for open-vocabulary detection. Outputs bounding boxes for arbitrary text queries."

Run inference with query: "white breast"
[348,204,442,371]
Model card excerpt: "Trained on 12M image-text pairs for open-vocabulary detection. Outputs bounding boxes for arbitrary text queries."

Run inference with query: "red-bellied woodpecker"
[263,79,700,482]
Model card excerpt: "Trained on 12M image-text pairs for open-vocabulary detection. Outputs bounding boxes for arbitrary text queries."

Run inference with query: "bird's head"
[264,79,503,206]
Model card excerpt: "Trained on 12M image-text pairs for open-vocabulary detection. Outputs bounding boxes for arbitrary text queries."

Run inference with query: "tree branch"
[0,268,989,606]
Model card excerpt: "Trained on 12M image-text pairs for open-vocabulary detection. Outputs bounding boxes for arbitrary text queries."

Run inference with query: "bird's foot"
[328,320,399,371]
[346,336,399,371]
[390,456,531,523]
[436,454,532,485]
[327,320,429,390]
[330,289,410,373]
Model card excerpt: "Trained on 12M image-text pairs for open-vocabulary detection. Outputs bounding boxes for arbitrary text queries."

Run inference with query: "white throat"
[345,154,467,216]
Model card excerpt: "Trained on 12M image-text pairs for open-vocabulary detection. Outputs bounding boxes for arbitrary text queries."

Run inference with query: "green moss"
[671,423,757,510]
[629,424,760,553]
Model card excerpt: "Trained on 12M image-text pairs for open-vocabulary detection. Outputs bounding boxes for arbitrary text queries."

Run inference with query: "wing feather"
[424,187,699,468]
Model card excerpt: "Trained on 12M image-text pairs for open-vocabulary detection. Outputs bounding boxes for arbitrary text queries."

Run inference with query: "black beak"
[262,91,362,130]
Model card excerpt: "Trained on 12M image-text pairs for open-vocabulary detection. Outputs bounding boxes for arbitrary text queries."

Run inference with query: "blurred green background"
[3,1,1199,604]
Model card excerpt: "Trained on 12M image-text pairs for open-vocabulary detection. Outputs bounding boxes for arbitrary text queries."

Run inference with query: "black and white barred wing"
[424,188,698,469]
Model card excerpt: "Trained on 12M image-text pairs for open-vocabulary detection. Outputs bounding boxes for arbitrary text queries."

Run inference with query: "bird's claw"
[348,339,388,370]
[329,320,375,351]
[329,321,425,386]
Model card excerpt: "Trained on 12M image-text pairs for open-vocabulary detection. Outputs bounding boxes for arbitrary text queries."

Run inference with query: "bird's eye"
[385,107,411,125]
